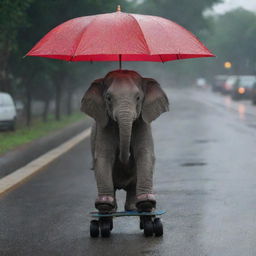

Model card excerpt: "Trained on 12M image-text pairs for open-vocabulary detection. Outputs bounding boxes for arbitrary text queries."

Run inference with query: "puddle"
[194,139,217,144]
[180,162,207,167]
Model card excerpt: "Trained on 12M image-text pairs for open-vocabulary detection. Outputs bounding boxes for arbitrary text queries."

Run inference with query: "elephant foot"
[136,193,156,212]
[95,195,117,213]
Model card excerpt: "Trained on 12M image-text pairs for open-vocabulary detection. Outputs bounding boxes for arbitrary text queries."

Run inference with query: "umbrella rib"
[150,16,181,57]
[128,14,151,55]
[159,55,165,63]
[70,15,99,61]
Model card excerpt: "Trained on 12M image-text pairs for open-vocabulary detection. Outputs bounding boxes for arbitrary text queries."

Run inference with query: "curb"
[0,119,91,178]
[0,128,91,196]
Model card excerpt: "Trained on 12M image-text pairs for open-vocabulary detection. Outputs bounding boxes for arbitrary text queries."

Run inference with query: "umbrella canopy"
[27,6,214,63]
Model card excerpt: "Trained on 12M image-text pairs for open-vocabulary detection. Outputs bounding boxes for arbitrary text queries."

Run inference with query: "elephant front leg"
[135,150,156,211]
[94,156,116,212]
[93,123,118,213]
[94,156,114,196]
[135,150,155,194]
[132,122,156,212]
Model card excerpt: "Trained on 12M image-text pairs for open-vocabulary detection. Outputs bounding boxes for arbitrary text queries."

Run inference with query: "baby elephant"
[81,70,169,213]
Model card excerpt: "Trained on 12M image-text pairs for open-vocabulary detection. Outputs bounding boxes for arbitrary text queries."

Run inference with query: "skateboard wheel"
[100,221,111,238]
[90,220,99,238]
[139,216,144,229]
[153,218,163,237]
[143,220,154,237]
[140,221,144,230]
[109,218,113,231]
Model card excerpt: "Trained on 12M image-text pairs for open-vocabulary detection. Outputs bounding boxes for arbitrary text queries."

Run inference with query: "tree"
[137,0,222,33]
[0,0,33,93]
[206,8,256,76]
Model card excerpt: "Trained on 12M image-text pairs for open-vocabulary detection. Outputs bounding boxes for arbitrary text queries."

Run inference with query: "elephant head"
[81,70,169,163]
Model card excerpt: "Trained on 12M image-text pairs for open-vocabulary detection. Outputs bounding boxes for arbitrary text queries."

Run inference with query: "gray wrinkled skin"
[81,70,169,210]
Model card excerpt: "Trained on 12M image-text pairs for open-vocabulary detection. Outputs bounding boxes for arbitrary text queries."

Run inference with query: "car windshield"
[0,94,13,106]
[0,95,5,106]
[215,75,227,81]
[238,76,256,88]
[226,76,237,85]
[216,77,227,84]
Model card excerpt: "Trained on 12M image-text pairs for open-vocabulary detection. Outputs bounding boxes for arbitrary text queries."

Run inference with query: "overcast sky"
[212,0,256,14]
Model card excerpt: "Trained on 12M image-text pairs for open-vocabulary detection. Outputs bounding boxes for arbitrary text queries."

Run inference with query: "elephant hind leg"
[90,122,97,170]
[124,184,137,211]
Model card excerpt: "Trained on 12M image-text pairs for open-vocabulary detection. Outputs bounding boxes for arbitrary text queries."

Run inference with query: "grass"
[0,112,85,155]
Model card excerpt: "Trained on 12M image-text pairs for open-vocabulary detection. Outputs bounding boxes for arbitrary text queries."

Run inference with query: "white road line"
[0,128,91,196]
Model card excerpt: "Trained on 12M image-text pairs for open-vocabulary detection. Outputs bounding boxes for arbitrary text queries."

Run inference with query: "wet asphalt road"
[1,88,256,256]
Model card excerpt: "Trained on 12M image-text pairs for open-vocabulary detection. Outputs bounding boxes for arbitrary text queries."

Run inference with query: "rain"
[1,1,256,255]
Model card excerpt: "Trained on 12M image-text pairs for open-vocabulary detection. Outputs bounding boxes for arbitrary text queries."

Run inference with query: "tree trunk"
[25,84,32,127]
[55,82,62,121]
[0,41,11,93]
[66,89,73,116]
[0,75,11,93]
[42,99,50,122]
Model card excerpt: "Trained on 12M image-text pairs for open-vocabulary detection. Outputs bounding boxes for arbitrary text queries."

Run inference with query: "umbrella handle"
[119,54,122,70]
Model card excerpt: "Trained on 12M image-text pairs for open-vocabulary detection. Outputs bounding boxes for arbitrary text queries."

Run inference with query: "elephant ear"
[80,78,108,127]
[142,78,169,123]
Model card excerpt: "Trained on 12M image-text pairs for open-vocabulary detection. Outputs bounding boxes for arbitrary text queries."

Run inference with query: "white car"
[0,92,17,131]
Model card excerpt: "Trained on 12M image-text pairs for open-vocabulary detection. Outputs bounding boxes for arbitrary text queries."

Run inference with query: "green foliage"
[152,7,256,83]
[0,0,34,94]
[0,0,33,52]
[206,8,256,75]
[137,0,222,33]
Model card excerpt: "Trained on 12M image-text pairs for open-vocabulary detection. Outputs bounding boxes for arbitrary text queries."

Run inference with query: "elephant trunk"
[117,108,134,164]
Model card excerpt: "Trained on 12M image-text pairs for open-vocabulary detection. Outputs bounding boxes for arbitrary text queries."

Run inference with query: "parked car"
[0,92,17,131]
[251,81,256,105]
[231,76,256,100]
[221,76,238,95]
[212,75,228,92]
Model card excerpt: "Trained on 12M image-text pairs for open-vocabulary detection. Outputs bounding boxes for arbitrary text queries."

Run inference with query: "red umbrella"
[27,6,214,67]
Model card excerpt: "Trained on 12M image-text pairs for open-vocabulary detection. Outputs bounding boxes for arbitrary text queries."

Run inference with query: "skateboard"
[89,210,166,238]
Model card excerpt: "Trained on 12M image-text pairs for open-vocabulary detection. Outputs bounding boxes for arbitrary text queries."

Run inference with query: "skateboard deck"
[90,210,166,218]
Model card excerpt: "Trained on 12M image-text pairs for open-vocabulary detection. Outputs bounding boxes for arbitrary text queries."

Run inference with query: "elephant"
[81,70,169,213]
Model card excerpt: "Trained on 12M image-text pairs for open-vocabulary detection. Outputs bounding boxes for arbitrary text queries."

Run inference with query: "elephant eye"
[106,94,112,102]
[136,95,140,101]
